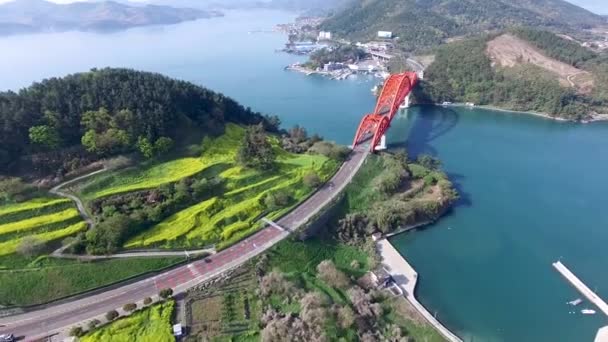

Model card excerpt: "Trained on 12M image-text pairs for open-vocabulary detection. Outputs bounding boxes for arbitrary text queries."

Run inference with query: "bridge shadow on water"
[387,105,473,209]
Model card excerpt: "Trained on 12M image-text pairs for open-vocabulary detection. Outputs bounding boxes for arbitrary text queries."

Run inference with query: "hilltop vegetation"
[320,0,605,51]
[0,68,277,177]
[66,124,340,254]
[415,29,608,120]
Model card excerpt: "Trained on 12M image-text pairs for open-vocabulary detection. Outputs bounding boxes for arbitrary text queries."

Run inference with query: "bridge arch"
[352,72,418,152]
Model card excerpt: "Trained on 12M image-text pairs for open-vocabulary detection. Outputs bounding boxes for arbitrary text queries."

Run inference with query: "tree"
[0,177,32,203]
[106,310,119,321]
[303,171,321,188]
[264,191,291,210]
[237,124,275,170]
[137,136,155,158]
[316,260,350,288]
[88,319,101,329]
[28,125,62,149]
[153,137,174,156]
[288,125,308,143]
[143,297,153,305]
[159,288,173,299]
[417,155,441,170]
[123,303,137,312]
[16,236,45,257]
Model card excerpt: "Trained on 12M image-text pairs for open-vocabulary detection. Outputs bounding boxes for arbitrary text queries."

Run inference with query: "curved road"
[0,147,369,340]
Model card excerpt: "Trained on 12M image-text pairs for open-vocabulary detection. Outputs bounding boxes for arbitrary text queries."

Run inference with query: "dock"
[552,261,608,316]
[377,239,463,342]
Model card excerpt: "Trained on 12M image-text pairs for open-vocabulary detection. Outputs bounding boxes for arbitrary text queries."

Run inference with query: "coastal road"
[0,147,368,340]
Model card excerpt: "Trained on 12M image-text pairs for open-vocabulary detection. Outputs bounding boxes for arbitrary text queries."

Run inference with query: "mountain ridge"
[320,0,605,51]
[0,0,222,35]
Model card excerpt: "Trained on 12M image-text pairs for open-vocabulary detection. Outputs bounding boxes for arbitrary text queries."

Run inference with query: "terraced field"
[0,198,85,256]
[77,123,248,200]
[124,124,339,249]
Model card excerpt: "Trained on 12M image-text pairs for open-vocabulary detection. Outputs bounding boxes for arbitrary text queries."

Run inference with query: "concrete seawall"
[377,239,463,342]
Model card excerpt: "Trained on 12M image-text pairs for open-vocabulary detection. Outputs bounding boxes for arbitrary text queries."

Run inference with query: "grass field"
[82,301,175,342]
[0,197,69,217]
[0,257,183,306]
[124,124,339,249]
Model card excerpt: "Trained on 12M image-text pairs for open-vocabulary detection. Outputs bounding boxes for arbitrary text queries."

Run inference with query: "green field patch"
[82,301,175,342]
[80,157,208,199]
[0,257,183,306]
[0,198,70,217]
[0,215,83,243]
[0,221,87,256]
[124,198,218,248]
[0,207,80,236]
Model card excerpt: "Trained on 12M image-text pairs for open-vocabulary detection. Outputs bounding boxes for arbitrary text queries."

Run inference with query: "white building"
[318,31,332,40]
[377,31,393,39]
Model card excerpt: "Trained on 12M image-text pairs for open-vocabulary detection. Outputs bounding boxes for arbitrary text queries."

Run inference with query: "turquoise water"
[1,10,607,341]
[389,107,608,341]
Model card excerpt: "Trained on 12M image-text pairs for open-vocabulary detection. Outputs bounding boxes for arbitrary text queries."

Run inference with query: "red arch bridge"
[352,71,419,152]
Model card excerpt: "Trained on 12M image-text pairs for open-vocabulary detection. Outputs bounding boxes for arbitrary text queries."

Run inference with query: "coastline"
[443,103,608,123]
[377,239,463,342]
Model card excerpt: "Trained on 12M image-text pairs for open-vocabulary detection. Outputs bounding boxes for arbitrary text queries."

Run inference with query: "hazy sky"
[0,0,606,14]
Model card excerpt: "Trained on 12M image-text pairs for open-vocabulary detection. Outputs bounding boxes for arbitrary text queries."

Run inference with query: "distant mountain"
[320,0,606,51]
[0,0,222,35]
[146,0,349,14]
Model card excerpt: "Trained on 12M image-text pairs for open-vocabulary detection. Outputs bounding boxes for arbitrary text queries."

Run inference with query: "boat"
[568,298,583,306]
[442,101,452,106]
[581,309,596,315]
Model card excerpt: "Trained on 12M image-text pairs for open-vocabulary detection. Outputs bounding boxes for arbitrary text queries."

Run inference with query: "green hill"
[320,0,605,51]
[0,68,275,177]
[414,29,608,120]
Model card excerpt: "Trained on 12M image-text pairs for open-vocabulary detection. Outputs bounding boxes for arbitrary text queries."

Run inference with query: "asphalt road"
[0,147,368,340]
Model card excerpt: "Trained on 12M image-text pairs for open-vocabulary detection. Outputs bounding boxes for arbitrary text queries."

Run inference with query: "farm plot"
[82,301,175,342]
[124,124,338,249]
[0,198,85,256]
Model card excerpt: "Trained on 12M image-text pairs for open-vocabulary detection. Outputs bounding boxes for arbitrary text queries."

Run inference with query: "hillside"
[320,0,605,51]
[0,68,275,177]
[415,29,608,120]
[0,0,221,35]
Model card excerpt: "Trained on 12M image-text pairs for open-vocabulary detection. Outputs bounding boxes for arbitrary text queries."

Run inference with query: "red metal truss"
[352,72,418,152]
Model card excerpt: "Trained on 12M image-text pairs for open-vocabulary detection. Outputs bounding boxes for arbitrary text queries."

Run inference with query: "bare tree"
[16,236,45,257]
[317,260,350,288]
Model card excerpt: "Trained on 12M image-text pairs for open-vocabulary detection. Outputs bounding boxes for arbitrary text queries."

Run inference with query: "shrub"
[88,319,101,329]
[424,174,437,186]
[143,297,153,305]
[69,326,85,337]
[106,310,119,321]
[159,288,173,299]
[303,171,321,188]
[123,303,137,312]
[16,236,45,257]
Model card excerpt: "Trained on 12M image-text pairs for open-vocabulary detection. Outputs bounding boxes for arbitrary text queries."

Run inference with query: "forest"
[319,0,605,52]
[0,68,277,177]
[415,32,608,120]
